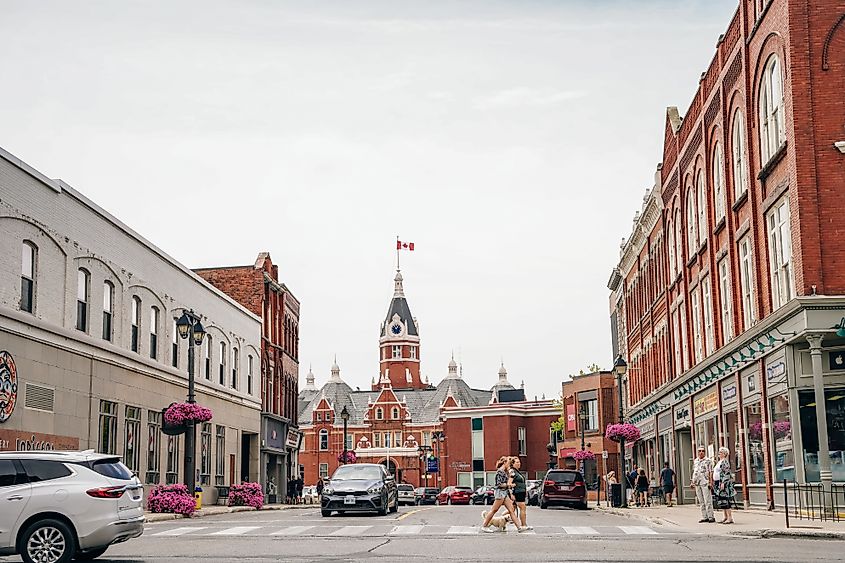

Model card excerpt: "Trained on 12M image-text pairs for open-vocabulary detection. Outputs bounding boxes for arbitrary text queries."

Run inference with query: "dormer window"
[391,407,399,420]
[316,412,322,422]
[376,408,383,420]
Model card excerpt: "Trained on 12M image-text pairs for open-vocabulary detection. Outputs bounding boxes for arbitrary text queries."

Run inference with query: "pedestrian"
[509,457,533,531]
[628,465,639,505]
[659,462,675,506]
[714,447,735,524]
[604,471,617,505]
[316,477,324,497]
[287,478,296,504]
[480,457,524,533]
[635,468,650,507]
[690,445,715,523]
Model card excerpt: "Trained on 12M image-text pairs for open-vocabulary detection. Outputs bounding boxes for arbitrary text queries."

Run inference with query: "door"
[229,454,236,485]
[0,459,31,549]
[675,429,694,504]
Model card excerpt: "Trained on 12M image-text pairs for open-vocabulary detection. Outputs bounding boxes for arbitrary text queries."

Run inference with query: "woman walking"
[481,457,524,533]
[714,447,735,524]
[635,468,650,507]
[509,457,533,531]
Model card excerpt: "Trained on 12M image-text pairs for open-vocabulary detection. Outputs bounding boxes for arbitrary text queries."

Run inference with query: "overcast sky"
[1,0,738,401]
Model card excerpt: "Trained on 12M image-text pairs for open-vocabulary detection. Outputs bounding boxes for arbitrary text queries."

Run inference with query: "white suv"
[0,450,144,563]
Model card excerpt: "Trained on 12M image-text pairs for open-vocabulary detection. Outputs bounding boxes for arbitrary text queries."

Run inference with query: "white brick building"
[0,145,261,501]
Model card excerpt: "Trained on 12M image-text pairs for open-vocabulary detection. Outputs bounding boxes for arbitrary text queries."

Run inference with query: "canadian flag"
[397,240,415,251]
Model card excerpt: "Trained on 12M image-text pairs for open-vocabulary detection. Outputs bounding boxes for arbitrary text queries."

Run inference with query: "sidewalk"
[144,503,316,523]
[594,501,845,539]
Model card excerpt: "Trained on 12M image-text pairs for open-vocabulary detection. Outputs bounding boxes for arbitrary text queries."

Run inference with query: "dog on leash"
[481,510,513,531]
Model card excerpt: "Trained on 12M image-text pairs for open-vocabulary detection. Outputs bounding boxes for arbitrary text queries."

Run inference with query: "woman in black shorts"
[510,457,533,530]
[635,468,650,507]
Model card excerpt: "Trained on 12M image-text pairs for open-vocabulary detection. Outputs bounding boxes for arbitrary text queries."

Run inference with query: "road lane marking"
[329,526,371,536]
[152,527,207,537]
[396,507,434,521]
[210,526,261,536]
[563,526,598,535]
[271,526,313,536]
[389,525,424,535]
[447,526,477,535]
[619,526,658,535]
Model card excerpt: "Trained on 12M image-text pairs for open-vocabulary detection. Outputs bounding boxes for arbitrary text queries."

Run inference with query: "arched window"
[391,407,399,420]
[686,189,697,258]
[231,347,239,389]
[731,110,749,197]
[149,306,159,360]
[219,341,226,385]
[130,297,141,352]
[696,170,708,246]
[375,408,383,420]
[102,281,114,341]
[667,219,676,277]
[759,55,785,163]
[76,269,90,332]
[205,335,212,379]
[712,142,726,222]
[171,319,180,368]
[20,241,37,313]
[319,429,329,451]
[674,209,683,274]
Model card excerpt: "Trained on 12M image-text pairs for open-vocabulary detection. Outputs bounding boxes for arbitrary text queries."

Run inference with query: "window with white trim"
[247,355,254,395]
[76,269,90,332]
[219,341,226,385]
[319,463,329,479]
[672,311,682,377]
[739,236,756,330]
[392,345,401,359]
[759,55,785,164]
[732,110,749,198]
[517,427,526,456]
[410,346,417,360]
[375,407,383,420]
[674,210,683,273]
[668,220,677,277]
[149,306,159,360]
[691,289,703,363]
[204,335,212,379]
[373,433,382,448]
[102,281,113,341]
[171,319,179,368]
[701,276,715,355]
[231,347,239,389]
[214,425,225,486]
[319,429,328,451]
[680,303,690,371]
[696,171,708,246]
[686,189,697,258]
[718,258,734,344]
[391,407,399,420]
[713,143,726,222]
[767,196,794,309]
[20,242,36,313]
[131,297,141,352]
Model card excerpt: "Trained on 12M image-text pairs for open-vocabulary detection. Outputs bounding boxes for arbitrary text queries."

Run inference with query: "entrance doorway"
[675,429,693,504]
[241,434,253,482]
[380,459,397,477]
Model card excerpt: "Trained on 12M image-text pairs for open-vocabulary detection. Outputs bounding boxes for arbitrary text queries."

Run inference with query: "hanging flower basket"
[338,450,357,464]
[605,423,641,443]
[749,420,791,441]
[573,450,596,461]
[164,402,213,426]
[147,484,196,516]
[227,482,264,509]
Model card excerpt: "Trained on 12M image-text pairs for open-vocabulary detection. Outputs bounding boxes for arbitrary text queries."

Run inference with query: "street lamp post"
[579,405,588,474]
[432,431,445,487]
[418,445,432,485]
[614,355,628,508]
[340,406,350,465]
[176,310,206,499]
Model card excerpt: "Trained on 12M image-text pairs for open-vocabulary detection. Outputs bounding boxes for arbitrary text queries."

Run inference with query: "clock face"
[391,323,402,335]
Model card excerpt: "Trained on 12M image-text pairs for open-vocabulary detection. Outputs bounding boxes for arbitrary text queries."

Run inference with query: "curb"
[593,505,676,527]
[730,528,845,540]
[144,504,317,523]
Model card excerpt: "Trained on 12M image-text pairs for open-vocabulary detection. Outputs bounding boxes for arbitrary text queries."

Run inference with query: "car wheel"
[389,494,398,513]
[321,509,332,517]
[540,500,548,509]
[486,497,492,505]
[19,518,76,563]
[577,501,589,510]
[74,547,108,561]
[377,494,388,516]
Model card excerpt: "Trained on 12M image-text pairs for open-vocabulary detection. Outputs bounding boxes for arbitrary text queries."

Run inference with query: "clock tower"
[377,270,425,390]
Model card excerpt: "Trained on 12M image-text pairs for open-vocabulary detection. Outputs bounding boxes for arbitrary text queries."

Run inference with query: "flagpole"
[396,236,400,271]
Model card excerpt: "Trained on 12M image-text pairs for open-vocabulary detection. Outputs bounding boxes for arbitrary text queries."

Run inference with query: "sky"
[0,0,739,401]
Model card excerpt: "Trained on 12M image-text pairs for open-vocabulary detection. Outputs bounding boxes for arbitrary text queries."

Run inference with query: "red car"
[436,486,473,505]
[540,469,588,509]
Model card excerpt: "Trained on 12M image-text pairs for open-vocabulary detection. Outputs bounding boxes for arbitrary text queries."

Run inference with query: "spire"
[491,362,514,392]
[393,270,405,298]
[329,357,343,383]
[447,353,459,379]
[304,365,317,391]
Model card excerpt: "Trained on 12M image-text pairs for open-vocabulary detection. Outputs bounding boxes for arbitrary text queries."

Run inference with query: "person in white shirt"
[690,445,715,523]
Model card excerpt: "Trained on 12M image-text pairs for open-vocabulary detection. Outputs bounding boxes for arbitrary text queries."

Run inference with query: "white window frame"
[691,289,703,363]
[517,427,527,456]
[373,433,382,448]
[391,407,399,420]
[76,268,90,332]
[732,110,749,198]
[686,190,697,258]
[20,241,37,313]
[672,311,682,377]
[319,429,329,451]
[718,258,734,344]
[759,55,785,164]
[701,276,715,355]
[696,170,708,246]
[713,143,726,222]
[231,347,239,389]
[667,219,677,277]
[149,306,159,360]
[247,355,254,395]
[739,236,757,330]
[319,463,329,479]
[375,407,383,420]
[410,346,417,360]
[767,196,794,309]
[680,303,690,371]
[392,345,401,359]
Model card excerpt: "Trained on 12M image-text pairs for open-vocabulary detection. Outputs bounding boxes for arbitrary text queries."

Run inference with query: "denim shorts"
[494,488,509,500]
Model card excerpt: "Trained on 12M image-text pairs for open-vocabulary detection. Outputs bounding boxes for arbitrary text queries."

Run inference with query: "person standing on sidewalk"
[714,447,735,524]
[690,446,715,523]
[660,462,675,506]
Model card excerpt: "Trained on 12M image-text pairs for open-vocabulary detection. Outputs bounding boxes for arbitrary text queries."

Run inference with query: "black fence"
[783,480,845,526]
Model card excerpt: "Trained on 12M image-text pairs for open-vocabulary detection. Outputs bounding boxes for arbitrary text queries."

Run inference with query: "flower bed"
[605,423,640,443]
[337,450,357,464]
[227,482,264,509]
[573,450,596,461]
[164,402,213,426]
[147,484,196,516]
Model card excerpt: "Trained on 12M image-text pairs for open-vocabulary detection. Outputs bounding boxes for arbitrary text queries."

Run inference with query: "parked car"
[320,463,398,517]
[526,480,543,506]
[397,484,416,506]
[0,450,144,563]
[436,486,473,505]
[471,485,495,505]
[540,469,588,510]
[413,487,439,505]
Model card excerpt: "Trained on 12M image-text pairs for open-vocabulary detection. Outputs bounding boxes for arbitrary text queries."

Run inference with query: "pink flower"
[573,450,596,461]
[227,482,264,509]
[164,402,213,426]
[337,451,357,464]
[147,484,196,516]
[605,423,641,443]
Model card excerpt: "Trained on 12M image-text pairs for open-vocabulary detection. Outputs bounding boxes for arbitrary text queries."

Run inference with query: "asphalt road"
[2,504,842,562]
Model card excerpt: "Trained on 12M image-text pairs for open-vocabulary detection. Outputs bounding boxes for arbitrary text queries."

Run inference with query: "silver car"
[0,450,144,563]
[397,483,416,506]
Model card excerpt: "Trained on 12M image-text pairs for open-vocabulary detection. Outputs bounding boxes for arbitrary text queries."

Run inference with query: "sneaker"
[480,526,497,533]
[523,525,534,531]
[517,527,527,533]
[707,518,716,523]
[698,518,709,523]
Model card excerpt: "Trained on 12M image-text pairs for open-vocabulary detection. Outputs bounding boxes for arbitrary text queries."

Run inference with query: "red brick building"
[195,252,301,498]
[608,0,845,509]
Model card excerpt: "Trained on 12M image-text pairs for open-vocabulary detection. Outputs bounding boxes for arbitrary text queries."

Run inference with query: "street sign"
[602,450,609,459]
[427,458,439,473]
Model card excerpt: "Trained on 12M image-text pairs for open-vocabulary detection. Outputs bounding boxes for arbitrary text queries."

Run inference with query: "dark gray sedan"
[320,463,399,516]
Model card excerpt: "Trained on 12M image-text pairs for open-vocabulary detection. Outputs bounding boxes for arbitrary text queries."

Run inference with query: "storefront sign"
[722,384,737,401]
[675,407,690,423]
[566,404,576,431]
[693,391,718,417]
[657,412,672,432]
[450,461,471,470]
[285,429,302,450]
[638,419,655,438]
[0,351,18,423]
[747,373,757,392]
[766,361,786,383]
[0,429,79,452]
[263,417,286,451]
[830,351,845,371]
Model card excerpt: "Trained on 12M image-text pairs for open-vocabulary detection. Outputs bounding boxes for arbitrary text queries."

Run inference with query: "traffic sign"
[427,458,439,473]
[602,450,609,459]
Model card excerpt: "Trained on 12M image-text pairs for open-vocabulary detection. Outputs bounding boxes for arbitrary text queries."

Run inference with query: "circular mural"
[0,351,18,423]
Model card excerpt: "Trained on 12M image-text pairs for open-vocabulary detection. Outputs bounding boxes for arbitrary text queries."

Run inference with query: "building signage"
[722,384,737,401]
[693,391,718,417]
[427,458,439,473]
[264,417,286,451]
[566,404,576,432]
[675,407,690,423]
[830,352,845,371]
[747,374,757,392]
[0,429,79,452]
[0,351,18,423]
[285,429,302,450]
[450,461,470,470]
[766,361,786,383]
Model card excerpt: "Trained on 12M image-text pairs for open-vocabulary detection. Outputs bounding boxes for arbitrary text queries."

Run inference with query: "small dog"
[482,510,513,531]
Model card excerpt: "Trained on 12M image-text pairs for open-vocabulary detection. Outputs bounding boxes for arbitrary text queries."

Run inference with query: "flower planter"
[164,402,213,427]
[605,423,641,443]
[147,484,196,516]
[227,482,264,509]
[337,451,357,464]
[573,450,596,461]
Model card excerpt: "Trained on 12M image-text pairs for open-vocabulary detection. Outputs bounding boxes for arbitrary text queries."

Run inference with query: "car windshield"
[331,465,383,481]
[424,488,439,494]
[455,487,472,491]
[90,458,134,480]
[398,484,414,491]
[547,472,579,484]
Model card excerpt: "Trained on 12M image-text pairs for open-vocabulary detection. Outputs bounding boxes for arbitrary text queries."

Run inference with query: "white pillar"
[806,335,833,496]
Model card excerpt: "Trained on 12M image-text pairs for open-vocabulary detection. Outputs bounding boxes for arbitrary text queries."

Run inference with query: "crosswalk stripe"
[620,526,658,535]
[329,526,371,536]
[152,527,208,537]
[390,525,424,535]
[563,526,598,535]
[210,526,261,536]
[271,526,313,536]
[447,526,477,535]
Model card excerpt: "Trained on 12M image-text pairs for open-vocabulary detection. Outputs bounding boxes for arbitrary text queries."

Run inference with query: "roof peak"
[393,270,404,298]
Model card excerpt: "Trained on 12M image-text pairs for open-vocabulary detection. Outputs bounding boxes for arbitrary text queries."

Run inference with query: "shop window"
[200,423,212,485]
[98,400,117,454]
[744,403,766,484]
[769,394,794,482]
[215,426,226,486]
[694,416,718,460]
[124,406,141,475]
[799,389,845,483]
[146,411,161,485]
[166,434,180,484]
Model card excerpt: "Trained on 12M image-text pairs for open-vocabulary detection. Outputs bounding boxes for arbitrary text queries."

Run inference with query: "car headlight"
[367,485,384,495]
[323,487,334,495]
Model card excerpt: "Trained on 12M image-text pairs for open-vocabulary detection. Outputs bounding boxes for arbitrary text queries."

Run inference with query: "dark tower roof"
[380,271,418,337]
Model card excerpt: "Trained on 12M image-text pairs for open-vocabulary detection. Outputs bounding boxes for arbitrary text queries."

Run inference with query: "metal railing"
[783,480,845,526]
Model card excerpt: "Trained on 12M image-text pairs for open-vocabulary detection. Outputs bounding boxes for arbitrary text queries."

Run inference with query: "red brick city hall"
[608,0,845,509]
